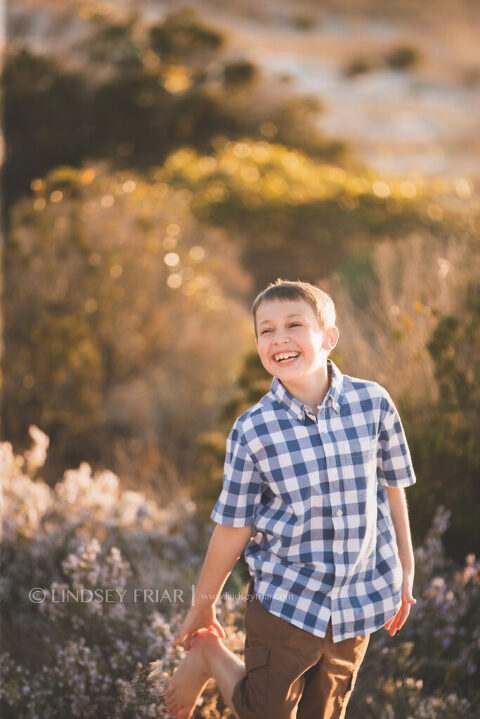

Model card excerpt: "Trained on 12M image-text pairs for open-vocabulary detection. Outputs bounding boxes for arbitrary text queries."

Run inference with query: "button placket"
[322,410,346,603]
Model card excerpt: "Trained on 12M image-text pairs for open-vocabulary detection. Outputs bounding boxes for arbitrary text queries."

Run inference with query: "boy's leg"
[232,595,324,719]
[164,629,245,719]
[297,622,370,719]
[166,580,370,719]
[203,634,246,718]
[165,594,315,719]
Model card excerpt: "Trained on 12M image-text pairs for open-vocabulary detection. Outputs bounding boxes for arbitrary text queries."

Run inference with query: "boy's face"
[255,298,338,380]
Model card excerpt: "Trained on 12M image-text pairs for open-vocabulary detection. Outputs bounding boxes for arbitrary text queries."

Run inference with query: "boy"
[164,279,416,719]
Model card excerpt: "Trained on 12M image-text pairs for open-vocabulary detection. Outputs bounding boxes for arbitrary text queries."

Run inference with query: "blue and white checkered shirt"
[211,360,416,642]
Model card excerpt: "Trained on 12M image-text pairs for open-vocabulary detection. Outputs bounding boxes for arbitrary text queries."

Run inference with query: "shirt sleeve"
[210,419,264,527]
[377,394,416,488]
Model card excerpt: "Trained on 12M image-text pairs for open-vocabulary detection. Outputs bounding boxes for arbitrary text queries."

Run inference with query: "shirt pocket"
[345,436,377,492]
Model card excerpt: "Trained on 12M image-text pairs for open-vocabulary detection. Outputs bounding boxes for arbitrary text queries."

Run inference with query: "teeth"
[274,352,299,362]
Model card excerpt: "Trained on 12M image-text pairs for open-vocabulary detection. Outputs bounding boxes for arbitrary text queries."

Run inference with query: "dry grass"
[325,232,480,409]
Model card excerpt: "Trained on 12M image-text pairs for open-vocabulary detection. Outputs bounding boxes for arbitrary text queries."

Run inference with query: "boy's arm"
[384,486,416,635]
[172,523,253,649]
[386,486,414,575]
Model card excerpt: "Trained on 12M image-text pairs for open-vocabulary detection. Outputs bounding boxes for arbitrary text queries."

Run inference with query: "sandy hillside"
[8,0,480,179]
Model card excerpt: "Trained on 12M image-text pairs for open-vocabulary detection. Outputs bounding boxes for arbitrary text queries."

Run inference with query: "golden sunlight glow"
[163,66,192,94]
[80,169,96,185]
[110,264,123,278]
[455,177,472,197]
[189,245,205,261]
[31,179,44,191]
[166,223,181,236]
[426,204,443,221]
[399,181,417,198]
[167,273,183,288]
[372,181,391,198]
[437,258,450,278]
[164,252,180,267]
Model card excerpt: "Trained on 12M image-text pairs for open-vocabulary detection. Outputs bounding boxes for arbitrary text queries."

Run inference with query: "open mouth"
[273,351,300,365]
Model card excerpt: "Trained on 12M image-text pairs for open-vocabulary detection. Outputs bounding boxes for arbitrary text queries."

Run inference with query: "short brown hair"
[252,279,336,339]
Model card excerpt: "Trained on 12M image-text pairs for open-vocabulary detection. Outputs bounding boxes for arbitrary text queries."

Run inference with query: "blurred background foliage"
[4,7,343,213]
[2,1,480,716]
[1,435,479,717]
[3,3,480,561]
[4,164,252,495]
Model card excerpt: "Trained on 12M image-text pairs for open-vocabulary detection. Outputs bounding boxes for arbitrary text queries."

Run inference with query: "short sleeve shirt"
[211,360,416,642]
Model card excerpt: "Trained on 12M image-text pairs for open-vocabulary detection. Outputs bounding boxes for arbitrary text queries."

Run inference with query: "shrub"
[1,431,480,716]
[344,55,380,77]
[384,45,421,71]
[223,60,259,88]
[4,164,251,486]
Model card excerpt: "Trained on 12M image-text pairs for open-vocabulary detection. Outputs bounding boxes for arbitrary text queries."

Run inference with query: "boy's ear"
[323,326,339,351]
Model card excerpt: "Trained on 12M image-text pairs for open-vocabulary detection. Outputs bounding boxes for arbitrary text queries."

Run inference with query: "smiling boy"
[164,279,416,719]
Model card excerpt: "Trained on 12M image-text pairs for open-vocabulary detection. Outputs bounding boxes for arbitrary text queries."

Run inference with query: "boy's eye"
[260,323,301,335]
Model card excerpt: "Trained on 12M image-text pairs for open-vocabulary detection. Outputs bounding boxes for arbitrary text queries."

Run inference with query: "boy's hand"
[171,604,225,651]
[384,573,416,636]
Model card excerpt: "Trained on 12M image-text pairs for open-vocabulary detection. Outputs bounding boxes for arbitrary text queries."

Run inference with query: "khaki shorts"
[232,587,370,719]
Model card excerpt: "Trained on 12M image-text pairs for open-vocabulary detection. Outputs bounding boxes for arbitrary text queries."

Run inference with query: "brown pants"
[232,589,370,719]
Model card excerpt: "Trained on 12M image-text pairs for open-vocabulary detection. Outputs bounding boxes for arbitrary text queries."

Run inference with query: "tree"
[4,8,343,214]
[3,50,92,212]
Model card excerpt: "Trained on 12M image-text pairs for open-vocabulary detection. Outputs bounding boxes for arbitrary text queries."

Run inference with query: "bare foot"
[164,629,221,718]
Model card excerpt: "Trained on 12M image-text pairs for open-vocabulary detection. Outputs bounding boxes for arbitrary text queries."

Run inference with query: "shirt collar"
[269,359,344,420]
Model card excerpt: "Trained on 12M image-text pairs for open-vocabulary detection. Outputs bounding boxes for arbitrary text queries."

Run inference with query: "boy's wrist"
[191,591,219,609]
[192,599,216,611]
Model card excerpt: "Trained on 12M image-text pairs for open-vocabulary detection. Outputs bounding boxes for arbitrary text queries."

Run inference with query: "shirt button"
[336,509,343,517]
[297,413,303,420]
[337,549,342,555]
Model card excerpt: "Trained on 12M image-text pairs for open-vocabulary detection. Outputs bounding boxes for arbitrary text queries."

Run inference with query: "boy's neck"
[280,363,331,415]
